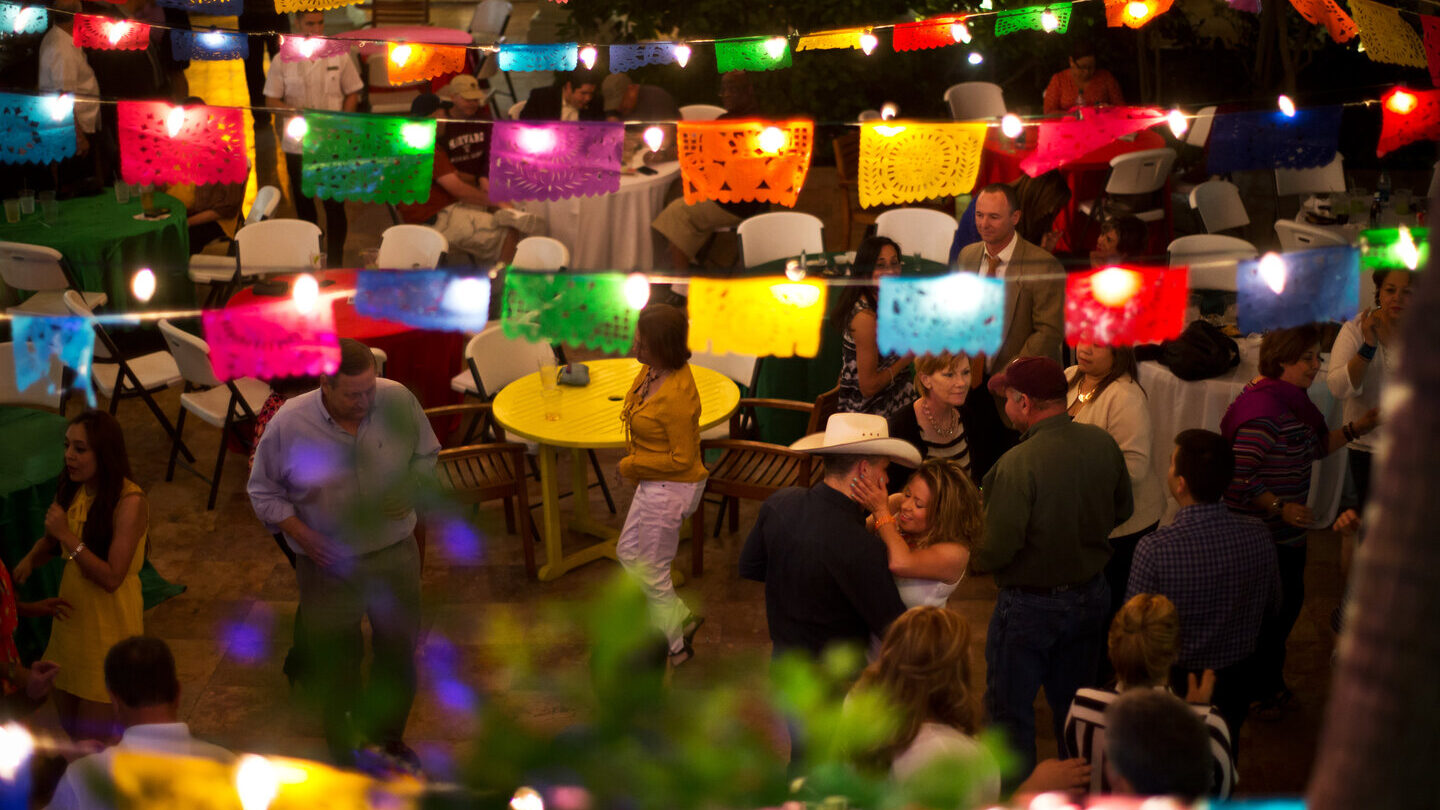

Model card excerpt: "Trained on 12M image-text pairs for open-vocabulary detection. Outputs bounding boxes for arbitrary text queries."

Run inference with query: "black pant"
[1172,657,1252,756]
[240,10,287,129]
[284,152,347,264]
[1349,449,1373,512]
[1252,544,1307,698]
[1096,521,1159,685]
[188,221,227,255]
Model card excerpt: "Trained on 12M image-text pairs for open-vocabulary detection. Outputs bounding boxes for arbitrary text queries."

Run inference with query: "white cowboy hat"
[790,413,922,467]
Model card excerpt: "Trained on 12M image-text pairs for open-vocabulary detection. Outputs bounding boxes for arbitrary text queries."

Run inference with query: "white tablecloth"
[518,162,680,271]
[1138,336,1347,527]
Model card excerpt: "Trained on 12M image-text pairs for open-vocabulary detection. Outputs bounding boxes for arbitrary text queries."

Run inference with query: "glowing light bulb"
[131,268,156,302]
[579,45,597,69]
[201,30,227,48]
[294,36,319,58]
[860,31,878,55]
[1167,108,1188,138]
[874,124,906,137]
[292,273,319,314]
[1257,252,1287,295]
[1397,225,1421,270]
[1041,10,1060,32]
[967,51,983,65]
[517,126,556,154]
[511,787,545,810]
[674,43,691,67]
[758,126,787,154]
[785,259,805,282]
[765,36,787,60]
[1090,267,1142,307]
[106,21,130,45]
[286,115,308,141]
[46,93,73,122]
[390,43,412,66]
[642,126,664,152]
[1277,94,1296,118]
[441,277,490,317]
[772,283,820,308]
[951,21,972,43]
[401,122,434,150]
[1027,792,1079,810]
[1126,0,1150,19]
[881,103,898,120]
[0,723,35,783]
[235,755,280,810]
[14,6,39,33]
[1001,113,1023,139]
[1386,89,1418,115]
[624,273,651,309]
[165,106,186,138]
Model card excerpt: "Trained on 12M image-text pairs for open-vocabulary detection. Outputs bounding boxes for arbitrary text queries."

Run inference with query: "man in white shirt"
[263,10,364,265]
[48,637,232,810]
[37,0,102,187]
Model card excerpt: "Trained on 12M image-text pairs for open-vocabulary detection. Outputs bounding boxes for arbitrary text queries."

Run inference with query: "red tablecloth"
[227,270,464,409]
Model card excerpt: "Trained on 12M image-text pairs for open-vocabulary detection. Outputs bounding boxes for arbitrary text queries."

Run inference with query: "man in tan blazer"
[956,183,1065,442]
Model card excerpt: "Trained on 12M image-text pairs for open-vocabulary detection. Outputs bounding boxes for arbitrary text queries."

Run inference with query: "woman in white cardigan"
[1065,343,1166,626]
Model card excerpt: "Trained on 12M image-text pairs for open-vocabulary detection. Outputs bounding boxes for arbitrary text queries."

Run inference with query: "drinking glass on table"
[114,183,131,204]
[538,361,559,390]
[3,199,18,224]
[541,388,562,421]
[18,190,34,215]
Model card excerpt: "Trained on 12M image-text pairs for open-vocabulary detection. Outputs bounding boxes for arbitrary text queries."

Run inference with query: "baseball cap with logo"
[441,74,489,101]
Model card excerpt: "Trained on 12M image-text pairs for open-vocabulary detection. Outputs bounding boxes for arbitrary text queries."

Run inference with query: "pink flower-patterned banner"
[118,101,247,186]
[73,14,150,50]
[488,120,623,202]
[278,34,353,62]
[202,301,339,381]
[1064,265,1187,346]
[1020,106,1168,176]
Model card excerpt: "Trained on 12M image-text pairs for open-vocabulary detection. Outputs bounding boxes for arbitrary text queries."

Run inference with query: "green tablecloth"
[0,407,186,663]
[0,190,192,313]
[745,252,946,443]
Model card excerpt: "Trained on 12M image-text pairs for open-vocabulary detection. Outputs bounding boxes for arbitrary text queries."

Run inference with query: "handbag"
[557,363,590,386]
[1155,320,1241,381]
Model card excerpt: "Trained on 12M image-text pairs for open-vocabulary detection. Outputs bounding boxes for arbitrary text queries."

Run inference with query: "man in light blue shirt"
[248,338,438,769]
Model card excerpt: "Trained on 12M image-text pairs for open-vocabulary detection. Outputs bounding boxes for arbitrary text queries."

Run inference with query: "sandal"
[682,614,706,649]
[667,643,695,667]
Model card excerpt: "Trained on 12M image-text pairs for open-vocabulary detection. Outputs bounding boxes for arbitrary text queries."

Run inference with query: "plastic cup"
[114,184,131,204]
[3,199,19,224]
[18,191,34,215]
[41,199,59,224]
[139,186,156,215]
[361,247,380,269]
[541,389,562,421]
[538,362,559,390]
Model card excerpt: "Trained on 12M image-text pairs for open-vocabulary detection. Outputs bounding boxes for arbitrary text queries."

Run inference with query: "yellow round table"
[492,358,740,580]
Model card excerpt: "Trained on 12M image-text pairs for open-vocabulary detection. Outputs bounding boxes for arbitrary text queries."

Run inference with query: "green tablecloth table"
[0,190,192,312]
[0,407,185,663]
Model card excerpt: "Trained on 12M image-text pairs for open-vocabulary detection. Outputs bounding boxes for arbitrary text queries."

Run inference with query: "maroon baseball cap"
[987,356,1068,401]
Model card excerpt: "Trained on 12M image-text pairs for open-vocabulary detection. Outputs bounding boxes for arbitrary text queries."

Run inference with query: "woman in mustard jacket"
[617,304,707,666]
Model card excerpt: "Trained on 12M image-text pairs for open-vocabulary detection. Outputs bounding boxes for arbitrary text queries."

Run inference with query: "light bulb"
[785,259,805,282]
[873,124,907,137]
[1126,0,1150,19]
[201,30,227,48]
[292,273,319,314]
[1167,109,1188,138]
[1257,252,1287,295]
[624,273,651,309]
[106,21,130,45]
[1041,10,1060,31]
[517,126,556,154]
[880,103,898,120]
[967,51,983,65]
[294,36,319,58]
[1397,225,1420,270]
[286,115,308,141]
[1386,89,1418,115]
[951,21,972,43]
[511,787,545,810]
[235,755,280,810]
[165,106,186,138]
[860,31,878,55]
[758,126,787,154]
[772,283,820,308]
[441,277,490,318]
[46,93,74,122]
[1090,267,1142,307]
[1001,113,1022,139]
[401,122,434,150]
[674,42,691,67]
[765,36,787,60]
[579,45,597,69]
[390,43,412,66]
[0,723,35,782]
[131,268,156,302]
[642,126,664,152]
[13,6,39,33]
[1277,94,1296,118]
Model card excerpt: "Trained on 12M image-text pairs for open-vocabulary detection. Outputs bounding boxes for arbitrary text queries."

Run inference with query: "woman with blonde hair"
[886,353,1001,483]
[1063,594,1236,797]
[852,458,982,608]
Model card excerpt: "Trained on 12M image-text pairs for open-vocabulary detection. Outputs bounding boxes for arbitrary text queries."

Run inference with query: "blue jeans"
[984,574,1110,784]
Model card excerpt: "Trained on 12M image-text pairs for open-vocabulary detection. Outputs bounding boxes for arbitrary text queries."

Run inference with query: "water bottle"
[1377,171,1392,205]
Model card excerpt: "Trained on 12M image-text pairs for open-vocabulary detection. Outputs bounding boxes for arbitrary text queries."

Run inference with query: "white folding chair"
[679,104,726,121]
[856,109,882,122]
[1,241,107,316]
[690,349,759,440]
[1275,219,1351,252]
[158,319,272,510]
[1185,106,1217,148]
[1275,153,1346,197]
[0,341,65,411]
[1189,180,1250,233]
[366,51,424,114]
[378,224,448,269]
[512,236,569,270]
[469,0,517,108]
[1078,148,1178,223]
[943,82,1006,120]
[875,208,960,264]
[736,212,825,267]
[1168,234,1257,292]
[189,184,282,292]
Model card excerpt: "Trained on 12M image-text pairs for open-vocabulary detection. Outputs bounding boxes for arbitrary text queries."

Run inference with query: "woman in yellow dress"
[13,410,147,743]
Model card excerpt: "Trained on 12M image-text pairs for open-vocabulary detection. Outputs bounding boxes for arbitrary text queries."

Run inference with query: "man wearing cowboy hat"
[739,413,918,661]
[971,356,1133,788]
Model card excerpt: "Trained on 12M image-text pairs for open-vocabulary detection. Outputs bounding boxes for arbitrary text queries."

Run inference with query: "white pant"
[616,479,706,652]
[433,204,545,262]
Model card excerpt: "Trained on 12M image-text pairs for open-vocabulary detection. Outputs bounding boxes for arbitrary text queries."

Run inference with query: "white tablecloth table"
[518,162,680,270]
[1138,336,1347,527]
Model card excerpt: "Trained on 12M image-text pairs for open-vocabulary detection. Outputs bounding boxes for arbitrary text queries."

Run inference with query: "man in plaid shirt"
[1128,429,1280,741]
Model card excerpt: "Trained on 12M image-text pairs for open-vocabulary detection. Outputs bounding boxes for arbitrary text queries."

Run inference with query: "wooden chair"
[833,132,882,250]
[689,385,839,576]
[370,0,428,25]
[426,402,536,578]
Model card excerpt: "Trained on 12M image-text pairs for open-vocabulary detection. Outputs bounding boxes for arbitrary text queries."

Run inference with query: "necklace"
[1076,376,1102,404]
[920,398,960,439]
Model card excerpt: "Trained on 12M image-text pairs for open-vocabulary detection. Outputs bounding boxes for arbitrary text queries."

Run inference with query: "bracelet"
[1342,423,1357,442]
[875,514,897,528]
[1357,343,1377,361]
[65,542,85,561]
[1266,499,1284,516]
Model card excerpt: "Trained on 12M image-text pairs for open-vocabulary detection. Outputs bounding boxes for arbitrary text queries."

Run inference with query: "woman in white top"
[852,459,982,608]
[1326,269,1411,508]
[1065,343,1165,621]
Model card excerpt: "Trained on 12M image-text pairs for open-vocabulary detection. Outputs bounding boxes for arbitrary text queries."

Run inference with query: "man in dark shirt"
[971,356,1133,786]
[437,74,492,181]
[519,70,603,121]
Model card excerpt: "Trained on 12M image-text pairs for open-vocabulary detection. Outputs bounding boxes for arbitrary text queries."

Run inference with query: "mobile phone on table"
[636,166,658,176]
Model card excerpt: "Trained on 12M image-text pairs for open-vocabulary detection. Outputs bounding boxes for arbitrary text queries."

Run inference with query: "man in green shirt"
[972,356,1133,786]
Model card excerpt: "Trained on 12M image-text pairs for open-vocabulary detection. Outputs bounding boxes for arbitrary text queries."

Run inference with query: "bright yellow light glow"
[1258,252,1287,295]
[165,106,186,138]
[579,45,597,69]
[1386,89,1418,115]
[643,126,664,152]
[106,21,130,45]
[131,268,156,302]
[860,31,878,54]
[286,116,308,141]
[1090,267,1142,307]
[0,723,35,782]
[235,755,280,810]
[873,124,907,137]
[1040,10,1060,31]
[1277,95,1296,117]
[951,21,972,43]
[674,43,691,67]
[765,37,787,59]
[1397,225,1421,270]
[1001,113,1022,139]
[1126,0,1151,19]
[1167,109,1188,138]
[881,103,898,120]
[511,787,544,810]
[401,122,434,150]
[292,273,319,314]
[624,273,651,309]
[785,260,805,282]
[771,282,821,308]
[390,44,412,66]
[758,126,787,153]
